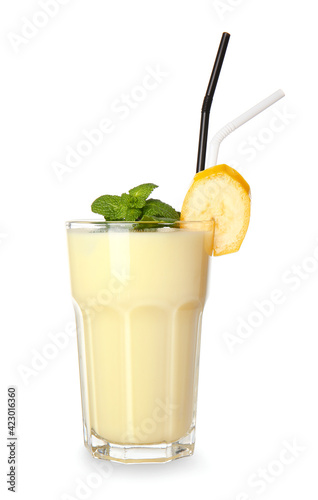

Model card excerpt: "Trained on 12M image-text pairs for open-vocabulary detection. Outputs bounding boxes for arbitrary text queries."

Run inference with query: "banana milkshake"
[67,221,213,461]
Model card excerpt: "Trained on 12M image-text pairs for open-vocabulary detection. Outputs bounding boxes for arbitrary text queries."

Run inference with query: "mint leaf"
[91,195,127,220]
[142,199,180,219]
[129,183,158,202]
[128,183,158,209]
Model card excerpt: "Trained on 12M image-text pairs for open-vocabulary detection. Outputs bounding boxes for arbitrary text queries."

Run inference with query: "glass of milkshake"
[66,220,214,463]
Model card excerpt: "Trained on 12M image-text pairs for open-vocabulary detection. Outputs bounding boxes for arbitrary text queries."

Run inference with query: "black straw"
[196,32,230,173]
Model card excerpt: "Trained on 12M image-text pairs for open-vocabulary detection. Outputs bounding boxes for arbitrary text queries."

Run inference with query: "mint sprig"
[91,183,180,222]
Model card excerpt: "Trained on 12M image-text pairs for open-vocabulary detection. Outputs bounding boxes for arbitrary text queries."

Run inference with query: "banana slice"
[181,164,251,256]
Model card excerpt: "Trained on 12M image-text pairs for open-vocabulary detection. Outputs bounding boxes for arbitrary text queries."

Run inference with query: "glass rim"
[66,219,214,229]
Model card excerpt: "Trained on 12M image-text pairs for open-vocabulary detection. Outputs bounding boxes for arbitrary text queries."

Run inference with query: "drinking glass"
[66,220,213,463]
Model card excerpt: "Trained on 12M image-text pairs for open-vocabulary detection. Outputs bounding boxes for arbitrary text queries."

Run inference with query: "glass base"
[87,428,196,464]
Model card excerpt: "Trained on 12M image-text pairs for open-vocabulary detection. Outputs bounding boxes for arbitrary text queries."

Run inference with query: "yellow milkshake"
[67,221,213,460]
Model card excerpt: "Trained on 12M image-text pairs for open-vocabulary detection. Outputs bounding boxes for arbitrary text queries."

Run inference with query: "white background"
[1,0,317,498]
